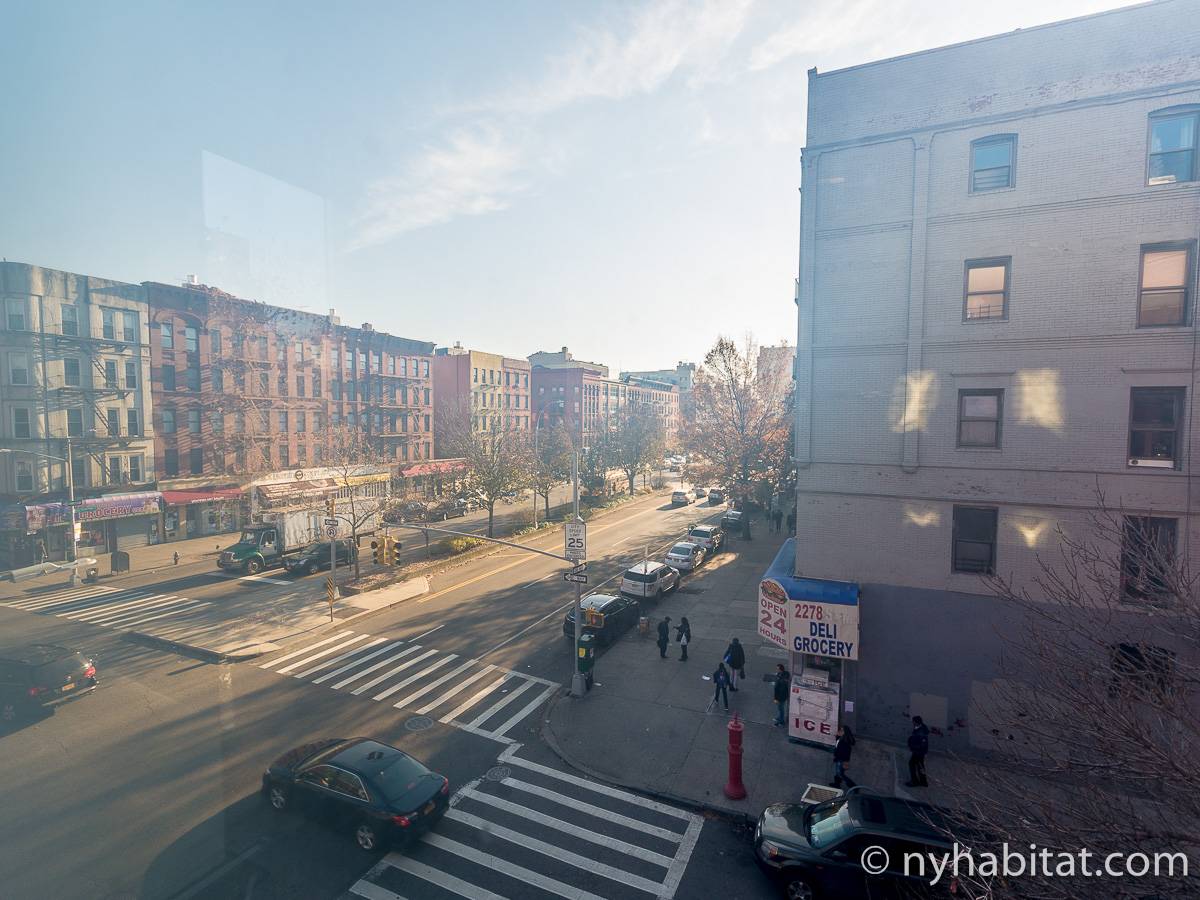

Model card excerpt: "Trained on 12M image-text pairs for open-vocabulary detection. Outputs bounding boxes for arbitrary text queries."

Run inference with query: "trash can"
[576,632,595,690]
[111,550,130,573]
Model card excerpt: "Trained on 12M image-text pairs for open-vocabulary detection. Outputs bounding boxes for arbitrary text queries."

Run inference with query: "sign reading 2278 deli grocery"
[758,548,861,661]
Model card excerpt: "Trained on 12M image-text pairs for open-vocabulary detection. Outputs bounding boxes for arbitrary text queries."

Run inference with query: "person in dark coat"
[786,511,796,534]
[674,617,691,661]
[772,663,789,726]
[741,510,753,541]
[771,509,782,533]
[906,715,930,787]
[712,663,731,711]
[723,638,746,691]
[656,616,671,659]
[831,725,857,789]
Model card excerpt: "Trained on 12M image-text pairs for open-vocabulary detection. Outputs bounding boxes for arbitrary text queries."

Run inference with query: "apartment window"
[387,356,396,375]
[294,340,304,360]
[102,308,116,339]
[211,329,222,354]
[296,375,305,397]
[212,368,223,392]
[8,353,30,385]
[107,456,125,485]
[13,408,32,439]
[964,258,1009,320]
[422,360,429,378]
[184,326,198,352]
[296,411,306,433]
[331,380,342,400]
[423,388,430,405]
[312,374,321,398]
[258,410,269,432]
[424,414,430,431]
[14,460,34,493]
[347,382,357,402]
[232,333,244,355]
[5,298,27,331]
[106,408,120,436]
[1128,388,1184,468]
[162,366,176,391]
[161,408,176,434]
[61,304,78,336]
[71,456,86,487]
[313,411,323,431]
[424,442,430,459]
[128,455,144,483]
[127,409,140,436]
[313,446,323,465]
[122,311,138,343]
[185,367,200,391]
[1121,517,1177,603]
[66,408,83,437]
[211,411,224,433]
[259,372,269,395]
[359,351,367,370]
[276,340,286,363]
[372,351,381,372]
[161,322,174,349]
[523,374,528,387]
[957,389,1003,448]
[400,414,408,433]
[401,443,409,461]
[970,135,1015,191]
[278,411,288,432]
[124,360,137,389]
[952,506,998,574]
[187,409,201,433]
[189,447,203,475]
[164,448,179,476]
[279,445,289,468]
[1147,108,1198,185]
[104,360,118,388]
[344,349,353,370]
[1138,243,1192,327]
[297,444,307,463]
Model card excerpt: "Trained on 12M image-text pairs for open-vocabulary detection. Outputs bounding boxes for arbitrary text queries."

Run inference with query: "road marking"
[500,778,683,844]
[372,654,456,702]
[5,585,118,610]
[258,631,354,669]
[410,624,445,641]
[661,816,704,899]
[277,634,372,674]
[73,594,185,624]
[421,833,608,900]
[312,641,403,684]
[439,674,511,723]
[414,664,496,715]
[225,573,294,586]
[380,855,506,900]
[46,590,156,615]
[465,677,538,728]
[350,648,437,695]
[390,658,477,711]
[93,599,210,629]
[294,637,389,679]
[492,683,557,738]
[331,645,423,690]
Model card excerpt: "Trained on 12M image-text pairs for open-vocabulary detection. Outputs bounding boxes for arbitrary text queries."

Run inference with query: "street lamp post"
[570,447,587,699]
[1,438,77,585]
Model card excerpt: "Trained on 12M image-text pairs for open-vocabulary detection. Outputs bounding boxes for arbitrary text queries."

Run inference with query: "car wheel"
[306,561,319,576]
[1,700,19,722]
[267,785,289,811]
[245,558,262,575]
[782,873,816,900]
[355,822,380,851]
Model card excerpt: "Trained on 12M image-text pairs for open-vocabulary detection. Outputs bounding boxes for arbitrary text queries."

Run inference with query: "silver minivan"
[620,562,680,601]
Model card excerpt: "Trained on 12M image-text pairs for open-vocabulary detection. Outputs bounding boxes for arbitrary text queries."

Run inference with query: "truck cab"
[218,527,285,575]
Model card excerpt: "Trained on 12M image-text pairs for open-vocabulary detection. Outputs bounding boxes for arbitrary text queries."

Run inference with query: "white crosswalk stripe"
[257,631,558,743]
[0,583,211,634]
[348,743,704,900]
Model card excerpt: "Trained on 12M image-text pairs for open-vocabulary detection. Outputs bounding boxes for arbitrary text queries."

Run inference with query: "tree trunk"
[487,503,495,537]
[351,527,361,579]
[543,491,550,518]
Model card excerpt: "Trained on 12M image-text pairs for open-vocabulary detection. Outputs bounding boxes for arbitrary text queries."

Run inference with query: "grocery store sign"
[759,539,860,660]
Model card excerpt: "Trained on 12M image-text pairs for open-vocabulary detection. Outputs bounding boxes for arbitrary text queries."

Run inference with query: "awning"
[256,478,338,505]
[400,459,465,478]
[759,538,860,660]
[24,492,163,532]
[162,487,244,506]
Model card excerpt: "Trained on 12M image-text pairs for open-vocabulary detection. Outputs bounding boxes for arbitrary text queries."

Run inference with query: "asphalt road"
[0,488,776,900]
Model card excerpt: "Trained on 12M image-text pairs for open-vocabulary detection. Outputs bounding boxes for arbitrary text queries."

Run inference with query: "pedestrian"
[675,617,691,661]
[657,616,671,659]
[173,551,181,566]
[37,539,49,564]
[712,662,731,711]
[786,511,796,535]
[723,637,745,691]
[772,509,782,533]
[831,725,857,789]
[741,510,753,541]
[772,663,790,726]
[906,715,930,787]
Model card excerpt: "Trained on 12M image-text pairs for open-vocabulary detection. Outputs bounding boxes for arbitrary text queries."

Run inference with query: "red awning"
[400,460,465,478]
[162,487,244,506]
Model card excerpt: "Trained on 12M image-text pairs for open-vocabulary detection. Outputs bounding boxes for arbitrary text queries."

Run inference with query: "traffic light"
[371,538,384,565]
[325,497,335,517]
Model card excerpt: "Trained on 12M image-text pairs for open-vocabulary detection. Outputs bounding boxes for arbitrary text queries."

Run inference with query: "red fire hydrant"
[724,712,747,799]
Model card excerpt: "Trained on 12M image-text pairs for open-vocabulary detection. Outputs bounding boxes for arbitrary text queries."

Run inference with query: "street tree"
[531,422,573,520]
[438,403,532,537]
[322,431,392,580]
[610,406,665,496]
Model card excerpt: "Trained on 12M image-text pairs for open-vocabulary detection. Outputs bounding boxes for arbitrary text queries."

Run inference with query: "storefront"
[161,487,245,541]
[24,492,164,556]
[759,538,860,747]
[396,459,466,499]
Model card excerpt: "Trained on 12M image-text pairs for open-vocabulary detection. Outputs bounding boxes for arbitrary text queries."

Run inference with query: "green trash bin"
[576,632,595,690]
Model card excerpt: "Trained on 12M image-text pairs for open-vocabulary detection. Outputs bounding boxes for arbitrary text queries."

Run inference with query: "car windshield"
[808,799,856,849]
[671,544,693,555]
[625,571,654,583]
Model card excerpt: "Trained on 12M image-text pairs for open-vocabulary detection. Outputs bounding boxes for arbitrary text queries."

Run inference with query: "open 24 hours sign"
[758,548,860,661]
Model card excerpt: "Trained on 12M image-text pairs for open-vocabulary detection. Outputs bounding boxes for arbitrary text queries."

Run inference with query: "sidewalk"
[544,529,992,820]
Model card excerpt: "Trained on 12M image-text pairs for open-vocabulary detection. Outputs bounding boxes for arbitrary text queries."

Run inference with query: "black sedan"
[720,509,744,531]
[283,540,358,576]
[262,737,449,850]
[0,644,98,721]
[563,593,641,646]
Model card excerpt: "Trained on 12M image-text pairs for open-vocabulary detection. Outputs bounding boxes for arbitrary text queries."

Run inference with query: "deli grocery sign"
[758,539,860,661]
[24,492,162,532]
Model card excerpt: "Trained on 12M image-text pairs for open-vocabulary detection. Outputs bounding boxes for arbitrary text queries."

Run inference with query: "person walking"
[772,663,790,726]
[906,715,930,787]
[771,508,782,533]
[723,638,746,691]
[741,509,753,541]
[786,511,796,535]
[675,617,691,661]
[831,725,857,789]
[711,662,731,711]
[656,616,672,659]
[37,539,49,564]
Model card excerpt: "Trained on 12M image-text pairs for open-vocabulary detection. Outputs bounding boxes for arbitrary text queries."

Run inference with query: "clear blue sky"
[2,0,1121,372]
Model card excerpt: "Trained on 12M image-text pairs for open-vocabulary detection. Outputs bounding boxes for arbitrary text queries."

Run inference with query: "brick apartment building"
[431,343,531,457]
[786,1,1199,750]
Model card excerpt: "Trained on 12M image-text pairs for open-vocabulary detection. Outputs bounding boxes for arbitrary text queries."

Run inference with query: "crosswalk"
[349,743,704,900]
[258,631,559,744]
[0,583,212,633]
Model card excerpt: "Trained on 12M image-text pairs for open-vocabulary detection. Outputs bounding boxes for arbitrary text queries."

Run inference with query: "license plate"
[422,801,435,815]
[61,682,75,692]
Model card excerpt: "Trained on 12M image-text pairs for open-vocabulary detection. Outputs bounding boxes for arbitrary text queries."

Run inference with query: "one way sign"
[563,572,588,584]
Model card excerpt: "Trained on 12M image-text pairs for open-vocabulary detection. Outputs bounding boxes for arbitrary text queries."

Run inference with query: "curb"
[122,631,263,664]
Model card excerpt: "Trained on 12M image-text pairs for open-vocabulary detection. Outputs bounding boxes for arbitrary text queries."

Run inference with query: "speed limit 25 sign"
[564,522,587,561]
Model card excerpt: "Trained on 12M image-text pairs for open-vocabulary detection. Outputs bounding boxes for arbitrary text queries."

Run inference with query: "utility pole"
[570,448,587,699]
[66,437,77,587]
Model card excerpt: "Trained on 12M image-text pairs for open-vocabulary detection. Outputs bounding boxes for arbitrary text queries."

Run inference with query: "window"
[1138,244,1192,327]
[188,409,201,433]
[313,411,323,431]
[189,447,204,475]
[162,366,176,391]
[296,375,305,397]
[278,411,288,432]
[276,340,286,363]
[102,308,116,339]
[184,326,198,352]
[124,360,137,388]
[970,135,1015,191]
[279,445,289,467]
[108,456,124,484]
[161,409,176,433]
[296,411,306,433]
[312,374,321,397]
[372,351,381,372]
[297,443,307,463]
[161,322,174,349]
[957,389,1003,448]
[128,455,143,483]
[8,353,30,385]
[424,414,430,431]
[387,356,395,375]
[14,460,34,493]
[422,360,429,378]
[211,411,224,433]
[259,372,269,395]
[401,443,409,461]
[359,350,367,370]
[13,408,32,439]
[5,298,27,331]
[211,329,222,354]
[952,506,997,574]
[185,367,200,391]
[122,311,138,343]
[66,408,83,437]
[1129,388,1183,468]
[61,304,78,336]
[277,374,288,397]
[212,367,223,392]
[347,381,356,402]
[163,448,179,476]
[1148,109,1198,185]
[963,258,1009,320]
[1110,643,1175,697]
[106,408,120,436]
[232,333,244,355]
[127,409,140,436]
[423,388,430,405]
[104,360,117,388]
[331,380,342,400]
[1121,517,1177,603]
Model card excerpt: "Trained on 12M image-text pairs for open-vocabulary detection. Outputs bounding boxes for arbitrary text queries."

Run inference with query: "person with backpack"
[832,725,857,789]
[711,662,731,711]
[723,638,746,691]
[675,617,691,661]
[906,715,930,787]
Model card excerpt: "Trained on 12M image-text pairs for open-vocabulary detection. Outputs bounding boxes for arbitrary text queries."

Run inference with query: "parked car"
[708,488,725,505]
[665,541,705,572]
[671,490,691,506]
[693,486,707,498]
[720,509,744,531]
[262,737,449,851]
[1,644,98,721]
[284,539,358,577]
[754,789,958,900]
[686,524,724,555]
[435,499,470,519]
[620,562,680,601]
[562,593,641,646]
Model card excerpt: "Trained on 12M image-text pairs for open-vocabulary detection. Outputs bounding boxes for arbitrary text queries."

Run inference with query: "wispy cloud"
[748,1,876,72]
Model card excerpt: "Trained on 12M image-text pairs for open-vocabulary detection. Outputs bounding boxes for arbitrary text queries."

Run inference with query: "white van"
[620,562,680,601]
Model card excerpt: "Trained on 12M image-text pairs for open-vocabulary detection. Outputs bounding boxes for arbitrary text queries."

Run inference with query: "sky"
[2,0,1125,373]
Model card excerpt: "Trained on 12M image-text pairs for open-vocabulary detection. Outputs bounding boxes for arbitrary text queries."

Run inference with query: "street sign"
[294,469,305,480]
[325,525,338,537]
[563,572,588,584]
[325,576,336,604]
[570,562,586,574]
[564,522,587,561]
[324,517,338,526]
[67,499,84,507]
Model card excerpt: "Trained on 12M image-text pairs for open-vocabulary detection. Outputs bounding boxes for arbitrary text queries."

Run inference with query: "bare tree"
[438,402,531,537]
[531,422,573,519]
[610,406,665,496]
[322,432,391,580]
[943,498,1198,899]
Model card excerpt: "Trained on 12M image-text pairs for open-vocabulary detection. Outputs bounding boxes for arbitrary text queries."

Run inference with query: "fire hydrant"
[724,712,747,800]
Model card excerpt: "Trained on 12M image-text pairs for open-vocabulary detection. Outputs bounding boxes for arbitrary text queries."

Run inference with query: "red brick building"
[530,363,678,446]
[432,344,531,458]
